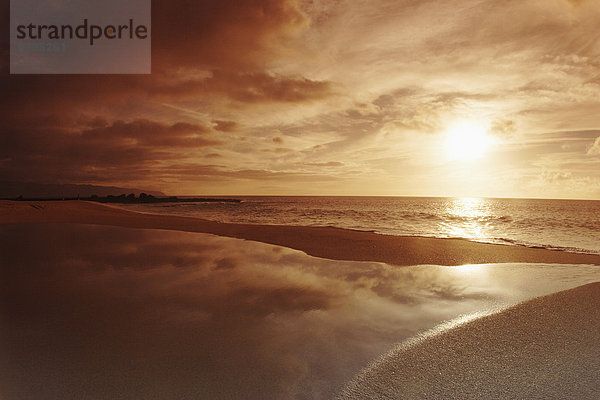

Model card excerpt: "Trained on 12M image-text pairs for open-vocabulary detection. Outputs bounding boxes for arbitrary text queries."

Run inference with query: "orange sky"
[2,0,600,198]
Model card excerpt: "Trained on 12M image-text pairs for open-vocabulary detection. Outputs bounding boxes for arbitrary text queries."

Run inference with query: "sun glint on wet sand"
[2,200,600,266]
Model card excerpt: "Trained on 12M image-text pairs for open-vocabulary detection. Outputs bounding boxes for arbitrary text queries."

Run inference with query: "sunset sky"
[2,0,600,198]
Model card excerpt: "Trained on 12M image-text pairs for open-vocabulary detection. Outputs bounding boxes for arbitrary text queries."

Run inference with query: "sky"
[1,0,600,198]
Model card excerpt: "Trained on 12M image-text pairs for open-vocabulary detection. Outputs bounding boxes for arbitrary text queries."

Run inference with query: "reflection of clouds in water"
[1,224,599,400]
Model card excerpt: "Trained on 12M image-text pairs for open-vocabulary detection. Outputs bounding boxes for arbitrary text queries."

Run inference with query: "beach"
[340,282,600,399]
[1,200,599,399]
[5,0,600,398]
[2,200,600,266]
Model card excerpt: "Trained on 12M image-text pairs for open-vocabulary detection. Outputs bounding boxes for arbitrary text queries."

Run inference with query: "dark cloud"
[0,119,220,184]
[152,0,308,72]
[142,70,333,103]
[1,0,307,75]
[261,147,294,153]
[0,0,335,189]
[210,285,332,319]
[305,161,344,167]
[204,71,333,103]
[490,119,517,138]
[214,257,237,270]
[0,0,330,121]
[0,72,333,125]
[157,164,340,182]
[80,120,216,147]
[212,120,239,132]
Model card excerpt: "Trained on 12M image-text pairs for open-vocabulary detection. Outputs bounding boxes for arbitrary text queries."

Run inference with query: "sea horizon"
[115,196,600,255]
[168,194,600,201]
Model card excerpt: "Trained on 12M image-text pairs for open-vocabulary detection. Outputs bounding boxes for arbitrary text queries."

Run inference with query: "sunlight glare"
[445,120,494,161]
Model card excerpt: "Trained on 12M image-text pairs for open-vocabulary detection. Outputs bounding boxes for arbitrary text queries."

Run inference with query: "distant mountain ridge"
[0,182,165,199]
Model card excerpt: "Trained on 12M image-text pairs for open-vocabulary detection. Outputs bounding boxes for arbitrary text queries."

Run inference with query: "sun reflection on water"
[452,263,485,274]
[448,197,486,217]
[442,197,493,241]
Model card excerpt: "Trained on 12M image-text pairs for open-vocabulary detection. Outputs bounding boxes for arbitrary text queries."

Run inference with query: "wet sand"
[2,200,600,266]
[339,282,600,399]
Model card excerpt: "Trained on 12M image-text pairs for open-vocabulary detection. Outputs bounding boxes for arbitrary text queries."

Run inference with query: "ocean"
[117,196,600,255]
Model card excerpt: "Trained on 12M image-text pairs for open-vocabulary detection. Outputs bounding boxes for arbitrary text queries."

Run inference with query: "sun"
[445,120,494,161]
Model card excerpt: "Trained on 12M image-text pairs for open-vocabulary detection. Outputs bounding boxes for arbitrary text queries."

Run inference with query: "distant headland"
[8,193,241,204]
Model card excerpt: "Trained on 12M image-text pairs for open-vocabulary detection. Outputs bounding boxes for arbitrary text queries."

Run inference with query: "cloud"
[490,119,517,138]
[212,120,239,132]
[214,257,237,270]
[541,170,573,183]
[261,147,294,153]
[159,164,340,182]
[80,120,217,147]
[152,0,309,72]
[587,137,600,155]
[142,71,334,104]
[0,0,332,128]
[1,0,600,197]
[0,119,221,184]
[204,71,334,103]
[305,161,344,167]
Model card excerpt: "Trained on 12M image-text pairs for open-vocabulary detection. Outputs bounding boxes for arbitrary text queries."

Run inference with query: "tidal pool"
[1,223,599,399]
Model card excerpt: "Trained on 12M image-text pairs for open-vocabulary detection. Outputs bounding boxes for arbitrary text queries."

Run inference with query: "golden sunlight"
[445,120,494,161]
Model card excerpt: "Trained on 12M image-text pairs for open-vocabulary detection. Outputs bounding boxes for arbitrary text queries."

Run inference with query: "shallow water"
[1,223,599,399]
[118,196,600,254]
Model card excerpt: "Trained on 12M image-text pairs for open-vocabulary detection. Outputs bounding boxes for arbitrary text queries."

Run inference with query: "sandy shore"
[2,200,600,266]
[339,282,600,399]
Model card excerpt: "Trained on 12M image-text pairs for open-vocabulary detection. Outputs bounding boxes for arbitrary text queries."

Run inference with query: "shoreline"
[339,282,600,399]
[2,200,600,266]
